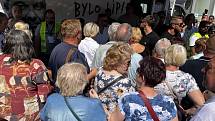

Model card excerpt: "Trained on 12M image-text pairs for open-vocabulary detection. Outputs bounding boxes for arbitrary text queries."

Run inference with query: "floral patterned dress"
[118,92,177,121]
[154,70,199,102]
[94,69,136,115]
[0,54,52,121]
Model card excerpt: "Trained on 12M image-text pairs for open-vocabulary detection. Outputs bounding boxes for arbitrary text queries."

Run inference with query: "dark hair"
[0,12,7,22]
[12,1,23,9]
[209,15,214,19]
[44,9,55,16]
[199,21,209,29]
[3,29,35,63]
[170,37,184,45]
[142,15,156,28]
[43,9,55,20]
[137,57,166,87]
[185,13,195,25]
[209,25,215,33]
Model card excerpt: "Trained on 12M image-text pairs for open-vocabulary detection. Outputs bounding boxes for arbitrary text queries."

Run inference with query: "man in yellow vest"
[189,21,209,56]
[35,9,60,65]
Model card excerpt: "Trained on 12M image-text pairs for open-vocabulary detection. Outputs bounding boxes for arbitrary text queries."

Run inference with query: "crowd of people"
[0,2,215,121]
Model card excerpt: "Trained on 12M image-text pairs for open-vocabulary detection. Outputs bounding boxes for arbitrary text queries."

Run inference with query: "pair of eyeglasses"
[175,23,184,27]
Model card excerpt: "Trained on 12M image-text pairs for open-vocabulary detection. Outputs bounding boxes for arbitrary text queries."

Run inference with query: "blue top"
[190,96,215,121]
[128,53,143,82]
[94,27,109,45]
[94,68,136,113]
[40,93,106,121]
[48,42,90,81]
[118,92,177,121]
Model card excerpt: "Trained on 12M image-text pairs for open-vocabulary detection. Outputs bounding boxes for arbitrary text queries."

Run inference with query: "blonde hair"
[14,22,32,38]
[83,22,99,37]
[61,19,81,39]
[131,27,142,43]
[56,63,88,96]
[165,44,187,67]
[103,42,133,71]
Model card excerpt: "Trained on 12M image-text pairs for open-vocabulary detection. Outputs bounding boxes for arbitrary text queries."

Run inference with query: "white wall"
[191,0,215,20]
[195,0,210,15]
[0,3,5,13]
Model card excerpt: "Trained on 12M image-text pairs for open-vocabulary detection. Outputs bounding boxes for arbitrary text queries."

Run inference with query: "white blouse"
[78,37,100,68]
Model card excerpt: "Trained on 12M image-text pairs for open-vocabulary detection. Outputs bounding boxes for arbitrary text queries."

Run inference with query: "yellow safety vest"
[39,22,60,53]
[192,32,209,39]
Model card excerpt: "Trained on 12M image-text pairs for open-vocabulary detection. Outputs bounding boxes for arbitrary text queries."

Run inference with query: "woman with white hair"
[154,44,205,120]
[78,22,100,68]
[40,63,106,121]
[153,38,171,62]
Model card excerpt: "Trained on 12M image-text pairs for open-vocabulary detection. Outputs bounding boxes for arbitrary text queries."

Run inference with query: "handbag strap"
[138,90,160,121]
[65,47,77,63]
[163,81,178,101]
[97,75,124,94]
[164,81,188,116]
[64,97,82,121]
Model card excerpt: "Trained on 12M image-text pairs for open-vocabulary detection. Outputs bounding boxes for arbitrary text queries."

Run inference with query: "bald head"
[115,23,132,43]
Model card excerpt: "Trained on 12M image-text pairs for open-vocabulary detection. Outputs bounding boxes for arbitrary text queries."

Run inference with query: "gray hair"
[155,38,171,58]
[108,22,121,41]
[56,63,88,96]
[115,23,132,43]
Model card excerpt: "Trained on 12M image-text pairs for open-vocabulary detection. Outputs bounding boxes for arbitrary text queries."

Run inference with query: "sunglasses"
[174,23,184,27]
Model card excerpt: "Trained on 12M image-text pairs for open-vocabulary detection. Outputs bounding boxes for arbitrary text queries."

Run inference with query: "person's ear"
[136,74,145,88]
[75,30,82,40]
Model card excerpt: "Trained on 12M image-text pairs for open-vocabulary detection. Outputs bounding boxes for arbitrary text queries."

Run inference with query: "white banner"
[46,0,130,22]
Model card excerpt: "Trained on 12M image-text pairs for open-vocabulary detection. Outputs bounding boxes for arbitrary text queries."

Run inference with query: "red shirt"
[0,54,52,121]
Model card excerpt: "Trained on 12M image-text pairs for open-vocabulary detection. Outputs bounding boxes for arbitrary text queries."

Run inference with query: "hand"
[89,89,99,98]
[184,107,197,116]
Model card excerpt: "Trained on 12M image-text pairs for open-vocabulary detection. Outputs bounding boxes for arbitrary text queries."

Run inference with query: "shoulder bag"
[138,90,160,121]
